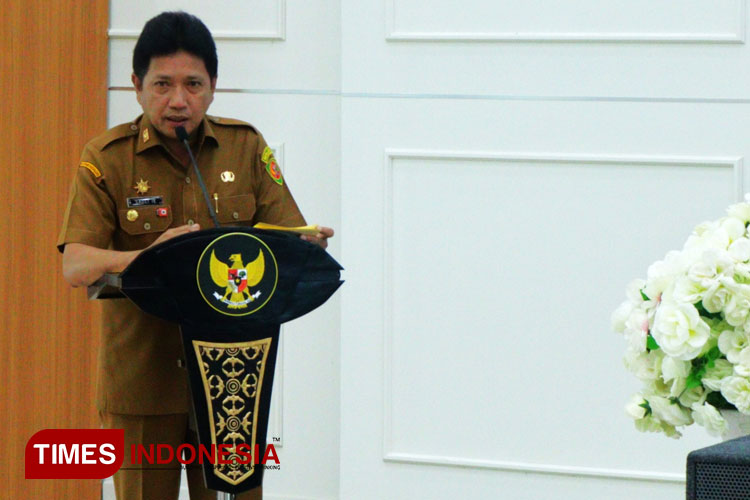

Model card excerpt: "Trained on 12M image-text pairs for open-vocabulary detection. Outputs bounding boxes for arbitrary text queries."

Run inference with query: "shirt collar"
[135,114,219,155]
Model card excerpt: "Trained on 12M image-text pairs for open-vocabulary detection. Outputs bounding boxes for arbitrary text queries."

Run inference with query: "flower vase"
[720,409,750,440]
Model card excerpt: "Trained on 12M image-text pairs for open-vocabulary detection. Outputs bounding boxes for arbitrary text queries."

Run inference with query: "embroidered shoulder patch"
[262,146,283,185]
[80,161,101,178]
[265,158,283,186]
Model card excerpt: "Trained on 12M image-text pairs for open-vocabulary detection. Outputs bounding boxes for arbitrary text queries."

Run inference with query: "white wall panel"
[383,152,738,478]
[387,0,745,42]
[109,1,340,91]
[343,0,750,98]
[110,0,285,40]
[341,97,750,499]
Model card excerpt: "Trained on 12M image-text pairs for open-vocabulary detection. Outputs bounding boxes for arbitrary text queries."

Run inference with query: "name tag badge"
[127,196,164,208]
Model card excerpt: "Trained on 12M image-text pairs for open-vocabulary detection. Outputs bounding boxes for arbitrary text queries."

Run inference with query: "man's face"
[132,50,216,142]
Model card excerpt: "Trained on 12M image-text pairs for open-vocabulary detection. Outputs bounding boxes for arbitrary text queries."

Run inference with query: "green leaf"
[639,401,652,416]
[695,301,723,320]
[640,290,650,301]
[706,346,721,363]
[646,335,660,351]
[684,372,704,391]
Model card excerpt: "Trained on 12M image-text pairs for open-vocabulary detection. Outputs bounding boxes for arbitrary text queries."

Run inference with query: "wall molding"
[381,149,744,483]
[385,0,747,43]
[109,1,286,41]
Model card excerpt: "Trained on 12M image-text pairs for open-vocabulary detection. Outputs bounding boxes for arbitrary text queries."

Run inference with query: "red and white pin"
[156,207,169,217]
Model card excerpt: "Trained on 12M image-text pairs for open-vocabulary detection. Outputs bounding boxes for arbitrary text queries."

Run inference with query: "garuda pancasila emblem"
[209,250,265,309]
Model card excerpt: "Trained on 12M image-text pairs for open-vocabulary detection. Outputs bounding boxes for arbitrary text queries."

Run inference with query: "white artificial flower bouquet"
[613,199,750,438]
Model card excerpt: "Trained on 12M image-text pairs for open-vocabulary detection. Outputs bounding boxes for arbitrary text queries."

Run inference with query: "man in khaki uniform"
[58,11,332,500]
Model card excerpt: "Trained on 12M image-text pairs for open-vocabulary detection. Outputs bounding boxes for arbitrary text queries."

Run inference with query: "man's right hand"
[149,223,201,248]
[62,224,201,288]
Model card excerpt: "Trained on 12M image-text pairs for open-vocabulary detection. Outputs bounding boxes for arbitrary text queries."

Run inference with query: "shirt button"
[232,212,240,220]
[143,222,151,230]
[185,177,191,184]
[187,219,195,225]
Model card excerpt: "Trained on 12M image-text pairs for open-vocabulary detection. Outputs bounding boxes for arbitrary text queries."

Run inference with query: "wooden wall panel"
[0,1,109,498]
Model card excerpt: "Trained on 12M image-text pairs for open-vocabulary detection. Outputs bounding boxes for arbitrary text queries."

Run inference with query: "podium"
[89,227,343,496]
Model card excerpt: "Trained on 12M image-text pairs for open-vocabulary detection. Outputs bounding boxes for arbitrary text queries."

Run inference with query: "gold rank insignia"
[134,178,150,195]
[221,171,235,183]
[142,128,150,143]
[126,209,138,222]
[80,161,101,178]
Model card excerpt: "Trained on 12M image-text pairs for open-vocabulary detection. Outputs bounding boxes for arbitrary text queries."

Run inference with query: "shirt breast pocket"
[216,194,256,226]
[118,205,173,235]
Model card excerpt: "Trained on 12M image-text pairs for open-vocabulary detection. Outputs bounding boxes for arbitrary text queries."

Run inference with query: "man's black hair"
[133,11,218,81]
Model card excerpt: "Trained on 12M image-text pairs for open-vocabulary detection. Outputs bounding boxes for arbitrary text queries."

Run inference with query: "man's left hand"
[301,226,334,249]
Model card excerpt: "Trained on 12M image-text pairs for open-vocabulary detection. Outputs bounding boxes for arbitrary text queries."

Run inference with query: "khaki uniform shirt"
[57,113,305,414]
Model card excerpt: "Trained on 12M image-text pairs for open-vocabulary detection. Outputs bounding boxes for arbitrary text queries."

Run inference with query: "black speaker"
[686,436,750,499]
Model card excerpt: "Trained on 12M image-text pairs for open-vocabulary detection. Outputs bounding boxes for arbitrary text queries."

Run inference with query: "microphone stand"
[175,126,220,228]
[177,126,228,499]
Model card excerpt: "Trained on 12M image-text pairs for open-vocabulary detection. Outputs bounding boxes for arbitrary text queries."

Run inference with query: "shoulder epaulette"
[207,115,258,133]
[90,122,139,151]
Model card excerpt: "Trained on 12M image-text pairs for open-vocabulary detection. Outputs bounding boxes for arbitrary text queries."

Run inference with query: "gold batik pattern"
[193,338,272,485]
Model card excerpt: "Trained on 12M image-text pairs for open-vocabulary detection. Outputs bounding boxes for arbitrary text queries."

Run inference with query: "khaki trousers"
[101,412,262,500]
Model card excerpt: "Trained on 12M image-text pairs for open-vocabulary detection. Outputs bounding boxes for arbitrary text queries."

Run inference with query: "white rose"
[719,217,745,241]
[691,402,727,436]
[651,301,711,360]
[623,350,663,381]
[718,329,750,363]
[736,262,750,280]
[722,217,747,242]
[702,250,734,279]
[684,222,726,254]
[649,395,693,426]
[724,293,750,327]
[702,359,734,391]
[736,347,750,377]
[678,386,704,407]
[626,327,648,354]
[673,275,710,304]
[634,415,664,433]
[625,279,647,303]
[645,251,686,299]
[703,283,731,314]
[661,357,692,399]
[669,377,687,398]
[642,378,671,397]
[729,237,750,262]
[659,422,682,438]
[623,306,649,353]
[611,301,634,334]
[625,394,647,420]
[721,376,750,413]
[686,260,718,285]
[728,202,750,223]
[661,357,691,383]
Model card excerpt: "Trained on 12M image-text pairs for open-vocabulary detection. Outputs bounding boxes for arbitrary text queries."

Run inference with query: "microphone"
[175,126,220,228]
